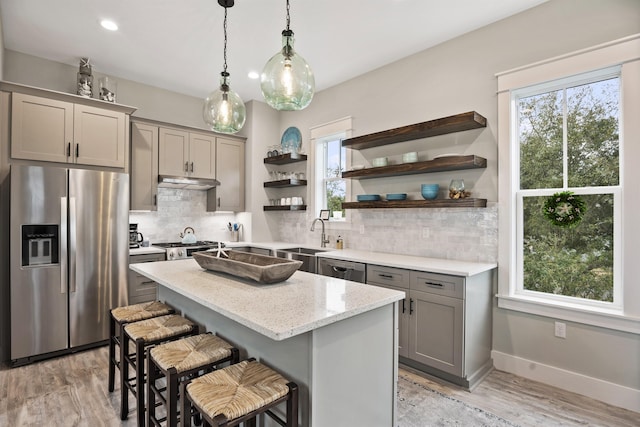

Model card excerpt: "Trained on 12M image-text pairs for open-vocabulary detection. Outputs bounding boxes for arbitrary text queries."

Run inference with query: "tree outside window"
[516,73,619,303]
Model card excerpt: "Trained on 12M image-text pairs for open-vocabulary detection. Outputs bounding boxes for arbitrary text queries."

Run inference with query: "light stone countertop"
[224,242,496,277]
[129,246,166,256]
[130,258,404,341]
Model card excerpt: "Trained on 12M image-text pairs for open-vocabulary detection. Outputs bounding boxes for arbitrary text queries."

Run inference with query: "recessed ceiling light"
[248,71,260,80]
[100,19,118,31]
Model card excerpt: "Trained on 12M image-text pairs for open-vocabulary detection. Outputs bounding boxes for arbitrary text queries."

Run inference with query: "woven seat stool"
[122,314,198,427]
[181,359,298,427]
[109,301,174,393]
[147,333,240,427]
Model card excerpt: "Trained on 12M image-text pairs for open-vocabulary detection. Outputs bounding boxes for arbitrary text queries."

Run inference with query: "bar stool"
[109,301,174,393]
[147,333,240,427]
[181,359,299,427]
[122,314,198,427]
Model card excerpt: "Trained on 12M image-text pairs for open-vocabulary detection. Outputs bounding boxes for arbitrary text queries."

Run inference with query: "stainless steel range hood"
[158,175,220,190]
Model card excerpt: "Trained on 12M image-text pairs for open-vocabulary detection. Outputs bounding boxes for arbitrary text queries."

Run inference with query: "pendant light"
[203,0,246,134]
[261,0,314,111]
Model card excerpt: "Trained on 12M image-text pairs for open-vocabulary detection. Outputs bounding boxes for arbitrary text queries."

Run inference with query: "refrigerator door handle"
[60,197,68,294]
[69,197,77,293]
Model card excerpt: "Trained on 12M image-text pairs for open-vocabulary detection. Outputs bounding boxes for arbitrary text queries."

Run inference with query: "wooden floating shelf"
[342,155,486,180]
[263,205,307,211]
[341,111,487,150]
[342,199,487,209]
[263,153,307,165]
[264,179,307,188]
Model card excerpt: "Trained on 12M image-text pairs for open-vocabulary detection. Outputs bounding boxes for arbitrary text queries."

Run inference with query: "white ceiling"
[0,0,547,102]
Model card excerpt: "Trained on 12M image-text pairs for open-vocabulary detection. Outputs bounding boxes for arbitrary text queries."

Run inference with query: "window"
[315,135,347,219]
[309,117,352,220]
[497,35,640,332]
[515,70,620,306]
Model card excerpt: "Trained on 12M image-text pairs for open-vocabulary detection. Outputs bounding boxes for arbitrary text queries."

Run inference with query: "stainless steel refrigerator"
[10,164,129,365]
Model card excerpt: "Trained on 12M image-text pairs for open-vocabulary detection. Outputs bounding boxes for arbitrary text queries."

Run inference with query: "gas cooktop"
[153,241,225,261]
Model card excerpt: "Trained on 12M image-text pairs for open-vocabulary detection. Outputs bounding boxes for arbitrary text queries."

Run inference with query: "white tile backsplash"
[276,204,498,263]
[129,188,240,244]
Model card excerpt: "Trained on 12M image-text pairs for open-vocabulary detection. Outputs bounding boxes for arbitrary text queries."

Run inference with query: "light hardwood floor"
[0,346,637,426]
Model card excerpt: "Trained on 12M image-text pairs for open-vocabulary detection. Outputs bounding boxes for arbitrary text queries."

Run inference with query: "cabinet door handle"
[75,143,79,158]
[190,162,194,172]
[378,274,393,279]
[185,161,189,172]
[401,298,406,313]
[409,298,414,315]
[153,194,157,206]
[140,280,156,285]
[67,142,71,157]
[217,197,221,207]
[425,281,443,287]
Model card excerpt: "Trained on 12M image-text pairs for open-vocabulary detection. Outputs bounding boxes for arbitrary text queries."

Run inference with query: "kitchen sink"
[276,247,329,273]
[230,246,273,256]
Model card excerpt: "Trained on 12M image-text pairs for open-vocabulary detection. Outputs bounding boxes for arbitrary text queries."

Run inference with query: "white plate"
[349,164,365,171]
[433,153,461,159]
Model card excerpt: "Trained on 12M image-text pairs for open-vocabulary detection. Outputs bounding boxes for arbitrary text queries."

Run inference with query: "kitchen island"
[130,258,405,427]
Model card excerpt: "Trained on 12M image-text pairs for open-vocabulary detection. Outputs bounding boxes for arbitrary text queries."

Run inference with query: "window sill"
[497,294,640,334]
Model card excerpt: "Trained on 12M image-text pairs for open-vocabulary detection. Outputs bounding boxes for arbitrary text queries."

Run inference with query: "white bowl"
[372,157,388,167]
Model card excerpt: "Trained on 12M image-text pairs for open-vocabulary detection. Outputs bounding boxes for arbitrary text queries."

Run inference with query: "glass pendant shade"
[203,73,246,134]
[261,31,315,111]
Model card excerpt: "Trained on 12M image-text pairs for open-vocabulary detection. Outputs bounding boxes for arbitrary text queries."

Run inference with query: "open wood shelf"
[264,179,307,188]
[342,199,487,209]
[263,153,307,165]
[342,155,486,179]
[263,205,307,211]
[341,111,487,150]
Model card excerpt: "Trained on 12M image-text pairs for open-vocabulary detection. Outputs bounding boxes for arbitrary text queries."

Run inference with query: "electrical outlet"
[554,321,566,339]
[422,227,430,239]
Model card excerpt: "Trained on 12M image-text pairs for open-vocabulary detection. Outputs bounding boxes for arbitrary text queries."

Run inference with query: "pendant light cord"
[222,6,228,76]
[286,0,291,31]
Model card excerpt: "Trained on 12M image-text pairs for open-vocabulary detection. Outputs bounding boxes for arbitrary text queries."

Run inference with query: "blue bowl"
[421,184,439,200]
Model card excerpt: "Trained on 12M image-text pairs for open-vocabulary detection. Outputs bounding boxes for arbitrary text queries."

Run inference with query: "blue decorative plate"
[386,193,407,201]
[281,127,302,153]
[357,194,381,202]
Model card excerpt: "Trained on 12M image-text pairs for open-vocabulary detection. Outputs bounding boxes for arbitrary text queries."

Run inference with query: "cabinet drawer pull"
[140,280,156,285]
[409,298,414,315]
[378,274,393,279]
[425,281,443,287]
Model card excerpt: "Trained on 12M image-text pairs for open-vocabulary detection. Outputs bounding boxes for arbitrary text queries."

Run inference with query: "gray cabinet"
[158,127,216,180]
[367,265,410,358]
[211,137,245,211]
[128,252,165,304]
[11,92,127,168]
[130,121,158,211]
[368,264,494,390]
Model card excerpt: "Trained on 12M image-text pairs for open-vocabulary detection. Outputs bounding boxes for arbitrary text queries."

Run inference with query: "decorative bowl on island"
[192,250,302,284]
[421,184,439,200]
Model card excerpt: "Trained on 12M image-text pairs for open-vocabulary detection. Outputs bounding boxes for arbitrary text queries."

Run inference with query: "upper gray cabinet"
[158,127,216,180]
[130,121,159,211]
[209,137,245,212]
[10,90,133,168]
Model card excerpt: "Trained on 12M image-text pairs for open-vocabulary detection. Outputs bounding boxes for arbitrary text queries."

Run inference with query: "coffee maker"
[129,224,143,249]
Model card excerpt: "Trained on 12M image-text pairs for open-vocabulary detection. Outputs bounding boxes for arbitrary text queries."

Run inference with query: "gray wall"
[1,0,639,401]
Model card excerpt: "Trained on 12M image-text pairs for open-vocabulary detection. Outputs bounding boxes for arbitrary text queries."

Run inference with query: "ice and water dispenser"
[21,224,59,266]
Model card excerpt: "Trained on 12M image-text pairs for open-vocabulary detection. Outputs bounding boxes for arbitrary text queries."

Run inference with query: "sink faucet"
[310,218,330,248]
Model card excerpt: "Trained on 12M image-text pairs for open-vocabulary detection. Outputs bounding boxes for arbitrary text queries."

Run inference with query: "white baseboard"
[491,350,640,413]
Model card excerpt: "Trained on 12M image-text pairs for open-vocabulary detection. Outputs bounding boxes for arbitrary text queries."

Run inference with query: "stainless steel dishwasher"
[317,258,366,283]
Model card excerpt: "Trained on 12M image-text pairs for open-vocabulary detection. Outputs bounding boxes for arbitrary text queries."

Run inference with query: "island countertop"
[130,259,404,341]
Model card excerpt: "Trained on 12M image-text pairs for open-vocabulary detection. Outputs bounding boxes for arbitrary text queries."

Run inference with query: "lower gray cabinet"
[368,264,494,390]
[128,252,165,304]
[367,265,410,358]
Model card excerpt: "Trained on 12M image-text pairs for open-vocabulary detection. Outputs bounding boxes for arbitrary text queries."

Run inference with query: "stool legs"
[120,323,130,420]
[108,314,116,392]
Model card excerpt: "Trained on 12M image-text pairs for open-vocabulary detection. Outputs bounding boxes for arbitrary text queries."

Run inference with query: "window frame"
[309,117,353,222]
[496,35,640,333]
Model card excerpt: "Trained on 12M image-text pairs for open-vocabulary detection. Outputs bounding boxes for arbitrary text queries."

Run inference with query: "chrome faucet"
[310,218,330,248]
